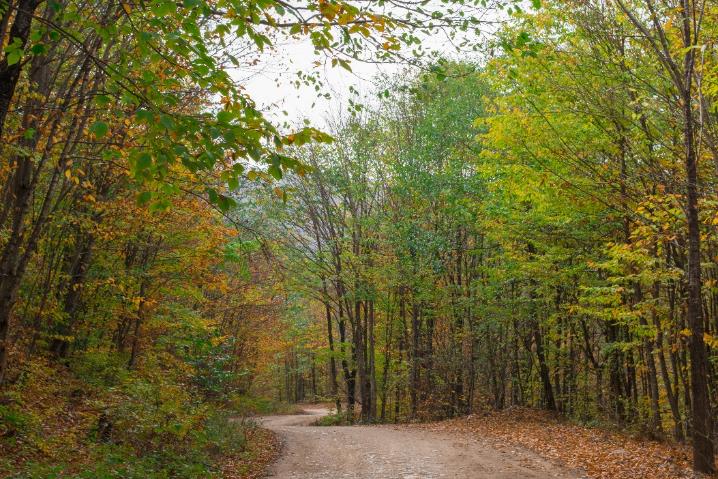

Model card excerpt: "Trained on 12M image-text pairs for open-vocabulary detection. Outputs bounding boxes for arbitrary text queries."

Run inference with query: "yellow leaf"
[338,13,354,25]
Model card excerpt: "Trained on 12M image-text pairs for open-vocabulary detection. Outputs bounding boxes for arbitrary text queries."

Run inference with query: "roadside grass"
[229,396,303,416]
[313,412,349,426]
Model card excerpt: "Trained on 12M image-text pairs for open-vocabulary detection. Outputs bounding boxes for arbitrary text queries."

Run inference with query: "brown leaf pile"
[413,407,701,479]
[221,426,281,479]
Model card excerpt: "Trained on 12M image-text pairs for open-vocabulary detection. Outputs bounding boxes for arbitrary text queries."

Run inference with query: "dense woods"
[255,2,718,475]
[2,0,718,477]
[0,0,484,476]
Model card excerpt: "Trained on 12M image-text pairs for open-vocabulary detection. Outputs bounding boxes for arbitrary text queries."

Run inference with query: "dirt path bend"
[261,406,581,479]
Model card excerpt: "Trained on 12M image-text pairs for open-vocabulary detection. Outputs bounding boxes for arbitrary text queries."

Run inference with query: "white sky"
[242,38,401,129]
[237,5,506,130]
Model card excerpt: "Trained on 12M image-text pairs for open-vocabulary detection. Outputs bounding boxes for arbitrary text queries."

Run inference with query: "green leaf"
[137,191,152,205]
[48,0,62,12]
[136,153,152,170]
[152,0,175,16]
[136,109,154,123]
[149,198,171,212]
[95,95,111,107]
[207,188,219,204]
[217,110,233,123]
[89,121,109,138]
[6,50,21,66]
[159,114,175,130]
[268,164,282,180]
[30,43,46,55]
[217,194,236,212]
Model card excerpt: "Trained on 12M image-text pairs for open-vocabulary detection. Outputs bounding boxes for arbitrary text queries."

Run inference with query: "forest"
[1,0,718,477]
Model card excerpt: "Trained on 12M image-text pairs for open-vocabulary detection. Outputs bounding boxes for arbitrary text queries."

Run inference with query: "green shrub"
[228,395,301,415]
[195,411,248,457]
[16,444,211,479]
[108,376,206,454]
[314,412,349,426]
[69,350,129,388]
[0,404,36,438]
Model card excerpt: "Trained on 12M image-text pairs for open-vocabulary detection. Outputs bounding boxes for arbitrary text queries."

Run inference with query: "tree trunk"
[324,300,341,412]
[50,234,96,358]
[368,299,377,421]
[410,300,420,419]
[0,0,43,138]
[683,66,715,474]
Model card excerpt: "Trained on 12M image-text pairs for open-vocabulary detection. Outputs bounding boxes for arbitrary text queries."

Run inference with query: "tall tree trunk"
[368,299,377,421]
[337,301,355,420]
[410,300,420,419]
[683,62,715,474]
[354,300,369,422]
[526,243,556,411]
[635,283,663,436]
[0,0,43,138]
[50,234,96,358]
[126,279,148,370]
[324,300,341,412]
[533,319,556,411]
[380,293,393,421]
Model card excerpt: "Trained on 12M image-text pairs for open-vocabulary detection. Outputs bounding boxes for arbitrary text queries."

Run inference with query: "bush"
[0,404,35,439]
[195,412,248,457]
[69,350,129,388]
[228,395,302,415]
[2,343,255,478]
[314,412,349,426]
[108,376,205,454]
[16,444,210,479]
[13,413,250,479]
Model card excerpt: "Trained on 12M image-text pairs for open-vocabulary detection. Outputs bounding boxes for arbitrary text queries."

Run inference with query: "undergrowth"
[0,355,285,479]
[313,412,353,426]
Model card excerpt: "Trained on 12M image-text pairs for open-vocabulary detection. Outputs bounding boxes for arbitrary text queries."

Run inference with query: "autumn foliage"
[2,0,718,476]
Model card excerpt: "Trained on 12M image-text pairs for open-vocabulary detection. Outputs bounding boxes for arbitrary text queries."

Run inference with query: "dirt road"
[261,407,580,479]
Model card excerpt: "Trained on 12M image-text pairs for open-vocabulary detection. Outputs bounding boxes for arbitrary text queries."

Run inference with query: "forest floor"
[221,425,282,479]
[260,406,579,478]
[414,408,697,479]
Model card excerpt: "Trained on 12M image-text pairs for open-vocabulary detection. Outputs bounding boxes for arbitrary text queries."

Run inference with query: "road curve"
[260,406,580,479]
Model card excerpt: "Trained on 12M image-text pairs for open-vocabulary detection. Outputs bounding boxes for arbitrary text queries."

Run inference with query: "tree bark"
[0,0,43,139]
[683,61,715,474]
